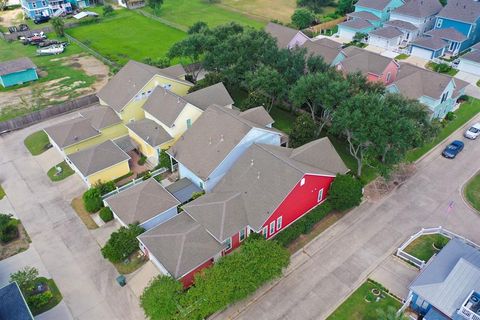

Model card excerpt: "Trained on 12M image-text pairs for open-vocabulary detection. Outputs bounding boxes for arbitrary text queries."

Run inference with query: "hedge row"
[274,201,332,247]
[82,181,116,213]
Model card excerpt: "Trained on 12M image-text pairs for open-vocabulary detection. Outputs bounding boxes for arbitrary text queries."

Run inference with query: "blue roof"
[0,282,33,320]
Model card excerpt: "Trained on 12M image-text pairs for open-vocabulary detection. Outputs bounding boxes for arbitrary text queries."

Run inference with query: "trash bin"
[116,275,126,287]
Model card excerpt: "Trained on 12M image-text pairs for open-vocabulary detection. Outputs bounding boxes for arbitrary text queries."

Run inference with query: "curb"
[460,169,480,215]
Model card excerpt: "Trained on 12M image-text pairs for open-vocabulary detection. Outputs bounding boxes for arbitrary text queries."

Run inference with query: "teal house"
[0,58,38,88]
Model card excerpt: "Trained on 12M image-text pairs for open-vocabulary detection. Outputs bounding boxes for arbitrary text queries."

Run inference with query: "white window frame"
[225,237,232,251]
[186,118,192,128]
[269,221,275,235]
[386,72,391,82]
[318,188,324,202]
[262,226,268,238]
[300,177,305,186]
[239,228,246,242]
[276,216,283,230]
[436,18,442,28]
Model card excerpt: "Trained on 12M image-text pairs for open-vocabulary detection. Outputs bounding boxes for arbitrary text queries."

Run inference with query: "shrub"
[102,4,113,16]
[82,188,103,213]
[99,207,114,222]
[27,291,52,310]
[158,149,171,170]
[290,113,317,148]
[101,224,144,263]
[291,8,316,29]
[140,276,183,320]
[0,213,19,243]
[445,111,456,121]
[95,180,116,196]
[328,174,363,211]
[10,266,39,293]
[191,191,205,200]
[434,63,452,73]
[142,171,152,181]
[138,155,147,165]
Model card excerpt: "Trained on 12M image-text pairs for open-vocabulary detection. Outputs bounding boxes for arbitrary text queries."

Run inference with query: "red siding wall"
[223,232,242,255]
[180,258,214,288]
[262,174,335,239]
[378,60,399,85]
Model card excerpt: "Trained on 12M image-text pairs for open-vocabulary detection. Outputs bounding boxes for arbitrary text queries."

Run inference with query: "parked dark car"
[34,16,50,24]
[19,24,30,31]
[442,140,464,159]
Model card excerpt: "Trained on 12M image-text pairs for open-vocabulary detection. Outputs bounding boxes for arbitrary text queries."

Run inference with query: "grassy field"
[67,9,187,65]
[465,173,480,212]
[327,280,402,320]
[0,184,5,200]
[47,161,74,182]
[146,0,266,29]
[24,130,50,156]
[405,234,450,262]
[220,0,295,24]
[406,98,480,162]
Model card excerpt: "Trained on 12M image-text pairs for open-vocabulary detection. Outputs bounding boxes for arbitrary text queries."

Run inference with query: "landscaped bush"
[141,237,289,320]
[328,174,363,211]
[0,213,19,243]
[158,149,171,170]
[274,202,332,247]
[445,111,456,121]
[138,155,147,165]
[96,181,116,196]
[101,224,144,263]
[27,291,52,310]
[82,188,103,213]
[191,191,205,200]
[99,207,114,223]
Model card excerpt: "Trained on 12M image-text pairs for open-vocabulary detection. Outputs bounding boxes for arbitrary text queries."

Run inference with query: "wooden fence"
[0,94,98,134]
[306,17,345,34]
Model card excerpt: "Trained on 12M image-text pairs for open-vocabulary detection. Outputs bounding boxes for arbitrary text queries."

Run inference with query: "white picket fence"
[396,226,480,269]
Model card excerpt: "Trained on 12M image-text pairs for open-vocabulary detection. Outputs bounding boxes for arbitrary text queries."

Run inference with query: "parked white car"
[464,123,480,139]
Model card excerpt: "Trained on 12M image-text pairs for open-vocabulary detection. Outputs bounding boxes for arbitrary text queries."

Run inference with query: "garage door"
[369,35,388,49]
[410,46,433,60]
[338,27,356,41]
[458,59,480,76]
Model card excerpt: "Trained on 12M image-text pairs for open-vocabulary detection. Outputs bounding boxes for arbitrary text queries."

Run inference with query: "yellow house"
[96,61,193,124]
[66,140,131,187]
[44,106,128,156]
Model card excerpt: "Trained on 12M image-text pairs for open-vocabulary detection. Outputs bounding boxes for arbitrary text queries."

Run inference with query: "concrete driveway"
[0,114,144,320]
[213,114,480,320]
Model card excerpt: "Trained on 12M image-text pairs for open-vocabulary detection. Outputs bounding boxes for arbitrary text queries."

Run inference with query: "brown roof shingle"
[301,40,343,64]
[265,22,305,48]
[425,28,468,42]
[184,82,234,111]
[437,0,480,24]
[369,26,403,39]
[340,47,396,75]
[126,118,173,147]
[0,57,36,76]
[392,0,442,18]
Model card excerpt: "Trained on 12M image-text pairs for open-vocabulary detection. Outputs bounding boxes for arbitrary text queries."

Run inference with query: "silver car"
[465,122,480,139]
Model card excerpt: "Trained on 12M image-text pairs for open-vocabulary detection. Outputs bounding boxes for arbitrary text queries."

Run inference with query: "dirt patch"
[0,223,31,261]
[0,8,24,28]
[71,197,98,230]
[364,164,417,202]
[61,54,110,91]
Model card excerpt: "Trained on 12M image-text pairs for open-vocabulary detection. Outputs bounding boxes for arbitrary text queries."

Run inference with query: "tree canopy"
[101,224,144,263]
[291,8,316,29]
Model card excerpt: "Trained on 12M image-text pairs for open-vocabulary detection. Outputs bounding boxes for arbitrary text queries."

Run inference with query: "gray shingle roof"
[184,82,234,111]
[68,140,130,177]
[301,40,343,64]
[340,47,396,75]
[142,86,188,127]
[97,61,192,112]
[392,0,442,18]
[265,22,304,48]
[461,49,480,63]
[167,105,281,180]
[410,238,480,318]
[238,106,274,127]
[79,106,122,130]
[411,36,448,50]
[126,118,173,147]
[347,11,381,21]
[356,0,393,10]
[138,213,224,278]
[0,57,36,76]
[426,27,468,42]
[437,0,480,23]
[0,282,33,320]
[384,19,418,31]
[105,179,179,225]
[369,26,404,38]
[165,178,202,203]
[44,117,100,149]
[339,19,373,30]
[316,38,343,49]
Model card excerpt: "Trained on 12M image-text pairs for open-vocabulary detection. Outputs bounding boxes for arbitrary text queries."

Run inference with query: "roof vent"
[146,136,150,141]
[257,171,261,180]
[177,97,180,103]
[209,137,212,145]
[73,136,78,141]
[220,134,224,142]
[250,159,254,166]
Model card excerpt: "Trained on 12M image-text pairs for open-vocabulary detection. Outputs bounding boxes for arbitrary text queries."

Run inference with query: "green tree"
[290,113,317,147]
[0,213,18,243]
[140,276,183,320]
[353,32,368,43]
[147,0,163,13]
[102,4,114,16]
[188,21,209,34]
[297,0,333,13]
[328,174,363,211]
[10,266,39,294]
[273,47,307,85]
[245,65,287,112]
[51,17,64,37]
[291,8,316,29]
[82,187,103,213]
[158,149,171,170]
[187,72,225,93]
[168,33,209,82]
[336,0,354,14]
[101,224,144,263]
[306,54,330,74]
[142,57,170,68]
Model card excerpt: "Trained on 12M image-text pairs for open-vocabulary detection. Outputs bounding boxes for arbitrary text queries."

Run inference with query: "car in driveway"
[465,123,480,140]
[34,16,50,24]
[442,140,464,159]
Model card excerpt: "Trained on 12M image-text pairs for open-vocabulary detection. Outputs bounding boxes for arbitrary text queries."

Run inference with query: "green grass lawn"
[327,280,402,320]
[67,9,187,65]
[465,173,480,212]
[405,234,450,262]
[29,277,63,316]
[113,251,147,274]
[271,106,296,134]
[24,130,50,156]
[0,184,5,200]
[395,54,409,60]
[143,0,265,29]
[426,61,459,76]
[406,98,480,162]
[47,161,75,182]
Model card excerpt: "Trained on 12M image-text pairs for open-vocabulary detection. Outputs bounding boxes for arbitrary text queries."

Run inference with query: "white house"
[457,43,480,75]
[389,0,442,34]
[368,26,404,49]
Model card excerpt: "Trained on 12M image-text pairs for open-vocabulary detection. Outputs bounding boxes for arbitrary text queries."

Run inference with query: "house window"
[386,72,391,82]
[277,216,283,230]
[239,228,246,242]
[199,181,204,190]
[406,32,410,40]
[32,2,37,7]
[436,18,443,28]
[300,177,305,186]
[42,1,46,6]
[269,221,275,235]
[441,91,449,103]
[448,41,456,51]
[186,119,192,128]
[262,226,268,238]
[225,237,232,251]
[162,84,172,90]
[318,188,324,202]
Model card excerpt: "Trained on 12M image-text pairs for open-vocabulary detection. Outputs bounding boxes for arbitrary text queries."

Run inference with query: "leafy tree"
[99,207,113,222]
[158,149,171,170]
[140,276,183,320]
[353,32,368,43]
[83,188,103,213]
[187,72,224,93]
[51,17,64,37]
[147,0,163,13]
[245,65,287,112]
[306,54,330,74]
[0,213,18,243]
[188,21,208,34]
[10,266,39,293]
[0,0,7,11]
[273,48,307,86]
[101,224,144,263]
[291,8,316,29]
[102,4,114,16]
[345,72,385,95]
[328,174,363,211]
[297,0,333,13]
[336,0,354,15]
[168,33,209,82]
[142,57,170,68]
[289,113,317,147]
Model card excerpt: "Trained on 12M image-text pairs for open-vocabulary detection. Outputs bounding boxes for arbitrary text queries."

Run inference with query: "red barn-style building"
[138,138,348,287]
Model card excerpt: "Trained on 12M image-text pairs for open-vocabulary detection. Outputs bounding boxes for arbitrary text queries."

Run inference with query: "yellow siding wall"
[63,123,128,155]
[128,129,157,158]
[118,75,192,124]
[87,161,130,185]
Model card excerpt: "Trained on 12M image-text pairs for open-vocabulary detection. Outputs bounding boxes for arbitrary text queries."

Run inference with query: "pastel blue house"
[66,0,89,8]
[21,0,73,19]
[0,57,38,88]
[406,238,480,320]
[338,0,404,40]
[386,62,468,119]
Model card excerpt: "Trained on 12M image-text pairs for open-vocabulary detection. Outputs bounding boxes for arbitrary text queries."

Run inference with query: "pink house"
[265,22,310,49]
